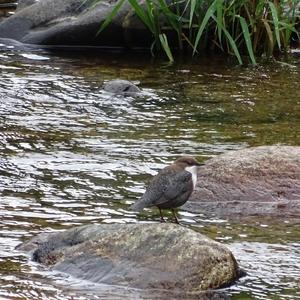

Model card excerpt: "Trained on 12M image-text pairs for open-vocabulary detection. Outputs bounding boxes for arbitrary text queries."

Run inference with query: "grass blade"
[193,0,217,55]
[237,15,256,65]
[159,33,174,62]
[128,0,155,33]
[97,0,126,35]
[216,0,223,47]
[268,1,281,50]
[222,29,242,65]
[212,15,242,64]
[189,0,196,28]
[157,0,180,31]
[261,19,274,57]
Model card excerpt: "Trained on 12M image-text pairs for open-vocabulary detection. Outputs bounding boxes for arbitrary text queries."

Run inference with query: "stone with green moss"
[18,223,241,297]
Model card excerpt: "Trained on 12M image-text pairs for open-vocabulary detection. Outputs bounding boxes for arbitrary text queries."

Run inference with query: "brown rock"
[185,146,300,217]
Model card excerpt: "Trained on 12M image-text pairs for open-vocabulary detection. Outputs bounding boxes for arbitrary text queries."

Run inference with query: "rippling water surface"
[0,44,299,299]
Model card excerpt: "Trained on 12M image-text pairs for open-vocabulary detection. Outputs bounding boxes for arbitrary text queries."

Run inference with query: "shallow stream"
[0,44,299,299]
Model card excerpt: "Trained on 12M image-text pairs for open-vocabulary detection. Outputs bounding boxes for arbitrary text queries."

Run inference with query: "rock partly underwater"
[186,146,300,217]
[18,223,241,297]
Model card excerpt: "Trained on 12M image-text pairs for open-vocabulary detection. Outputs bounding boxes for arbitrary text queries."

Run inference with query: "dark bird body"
[131,156,201,223]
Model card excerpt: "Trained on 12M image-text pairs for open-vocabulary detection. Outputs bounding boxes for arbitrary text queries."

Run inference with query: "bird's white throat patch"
[185,166,198,189]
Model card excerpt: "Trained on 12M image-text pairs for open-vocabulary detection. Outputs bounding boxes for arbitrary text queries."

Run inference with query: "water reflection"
[0,44,299,299]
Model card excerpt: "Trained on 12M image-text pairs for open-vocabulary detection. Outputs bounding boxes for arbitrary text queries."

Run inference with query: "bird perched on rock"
[131,156,202,223]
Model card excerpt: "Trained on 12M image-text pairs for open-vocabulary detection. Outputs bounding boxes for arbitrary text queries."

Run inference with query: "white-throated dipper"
[131,156,202,223]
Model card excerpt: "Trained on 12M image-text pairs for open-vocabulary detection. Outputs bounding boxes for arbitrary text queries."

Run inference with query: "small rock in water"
[103,79,140,95]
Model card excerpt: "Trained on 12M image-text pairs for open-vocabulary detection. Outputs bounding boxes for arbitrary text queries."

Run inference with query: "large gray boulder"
[0,0,153,47]
[186,146,300,217]
[18,223,240,298]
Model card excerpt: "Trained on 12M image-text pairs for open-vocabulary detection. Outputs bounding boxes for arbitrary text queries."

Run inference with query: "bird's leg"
[158,208,165,223]
[172,209,179,224]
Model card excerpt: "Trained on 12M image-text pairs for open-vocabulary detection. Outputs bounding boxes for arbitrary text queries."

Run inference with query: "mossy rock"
[18,223,241,298]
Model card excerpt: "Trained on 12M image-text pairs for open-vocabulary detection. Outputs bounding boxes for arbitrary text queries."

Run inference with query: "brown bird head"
[174,156,202,168]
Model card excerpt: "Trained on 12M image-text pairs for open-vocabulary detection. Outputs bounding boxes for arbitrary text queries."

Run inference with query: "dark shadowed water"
[0,43,300,299]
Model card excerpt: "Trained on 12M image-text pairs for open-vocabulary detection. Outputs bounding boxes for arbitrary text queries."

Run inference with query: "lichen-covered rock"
[18,223,240,297]
[186,146,300,217]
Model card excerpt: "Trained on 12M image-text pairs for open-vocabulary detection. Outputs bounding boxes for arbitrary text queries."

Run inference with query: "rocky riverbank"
[0,0,153,47]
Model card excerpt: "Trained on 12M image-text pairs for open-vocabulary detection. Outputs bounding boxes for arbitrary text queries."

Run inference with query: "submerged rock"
[186,146,300,217]
[103,79,140,95]
[18,223,240,296]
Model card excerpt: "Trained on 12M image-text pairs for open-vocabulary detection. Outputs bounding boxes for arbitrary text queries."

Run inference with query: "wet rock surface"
[0,37,41,50]
[103,79,140,95]
[18,223,240,296]
[186,146,300,217]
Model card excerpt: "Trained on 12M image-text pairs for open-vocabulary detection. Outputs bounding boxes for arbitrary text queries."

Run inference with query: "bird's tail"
[130,197,149,212]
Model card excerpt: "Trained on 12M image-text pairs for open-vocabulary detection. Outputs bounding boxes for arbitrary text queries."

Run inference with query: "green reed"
[96,0,300,64]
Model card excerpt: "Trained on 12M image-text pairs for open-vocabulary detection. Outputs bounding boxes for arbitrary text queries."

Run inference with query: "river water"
[0,43,299,299]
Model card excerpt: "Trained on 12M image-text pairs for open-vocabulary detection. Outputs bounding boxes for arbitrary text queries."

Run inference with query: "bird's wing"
[154,170,192,205]
[137,171,170,207]
[131,168,171,211]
